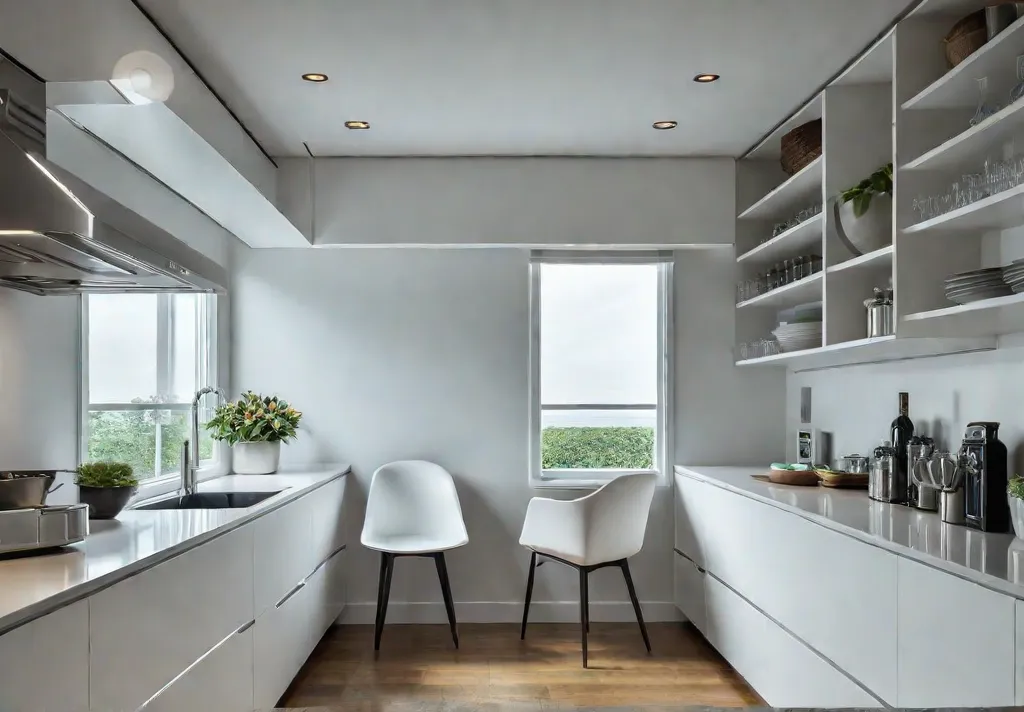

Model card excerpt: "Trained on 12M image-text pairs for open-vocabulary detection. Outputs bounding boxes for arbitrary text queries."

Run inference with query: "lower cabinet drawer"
[145,625,254,712]
[90,525,255,711]
[673,552,706,635]
[254,572,319,709]
[705,576,880,708]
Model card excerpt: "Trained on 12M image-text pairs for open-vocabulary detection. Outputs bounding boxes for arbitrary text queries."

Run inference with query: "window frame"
[79,293,221,498]
[528,251,674,489]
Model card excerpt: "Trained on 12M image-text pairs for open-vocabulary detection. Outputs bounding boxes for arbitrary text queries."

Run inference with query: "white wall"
[277,157,735,247]
[231,246,783,622]
[787,345,1024,471]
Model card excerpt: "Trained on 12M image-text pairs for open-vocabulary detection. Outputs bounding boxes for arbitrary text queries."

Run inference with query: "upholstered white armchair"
[361,460,468,651]
[518,472,657,667]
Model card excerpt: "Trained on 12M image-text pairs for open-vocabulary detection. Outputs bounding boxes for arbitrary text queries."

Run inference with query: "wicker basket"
[780,119,822,176]
[945,11,987,68]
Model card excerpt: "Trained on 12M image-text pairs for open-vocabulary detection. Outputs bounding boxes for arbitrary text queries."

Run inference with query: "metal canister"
[907,436,937,511]
[869,442,899,503]
[864,287,894,338]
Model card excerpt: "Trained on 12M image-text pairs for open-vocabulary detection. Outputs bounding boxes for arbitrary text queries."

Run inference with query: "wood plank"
[279,623,761,708]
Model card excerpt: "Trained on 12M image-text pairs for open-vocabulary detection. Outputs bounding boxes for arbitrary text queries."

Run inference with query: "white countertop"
[0,465,349,635]
[676,465,1024,600]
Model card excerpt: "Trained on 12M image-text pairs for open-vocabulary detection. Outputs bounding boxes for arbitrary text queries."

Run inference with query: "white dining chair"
[360,460,469,651]
[518,472,657,667]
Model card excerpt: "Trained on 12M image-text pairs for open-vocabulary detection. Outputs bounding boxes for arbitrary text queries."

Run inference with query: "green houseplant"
[835,163,894,256]
[1009,475,1024,539]
[206,391,302,474]
[75,462,139,519]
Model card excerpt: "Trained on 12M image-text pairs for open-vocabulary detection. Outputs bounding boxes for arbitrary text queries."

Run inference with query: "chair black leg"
[620,558,651,653]
[580,567,589,668]
[374,553,394,651]
[434,552,459,649]
[521,551,537,640]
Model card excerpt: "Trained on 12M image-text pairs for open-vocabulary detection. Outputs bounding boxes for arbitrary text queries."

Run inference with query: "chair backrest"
[582,473,657,563]
[361,460,468,545]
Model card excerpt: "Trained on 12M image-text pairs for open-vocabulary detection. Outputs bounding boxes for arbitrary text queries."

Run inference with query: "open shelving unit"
[733,9,1014,370]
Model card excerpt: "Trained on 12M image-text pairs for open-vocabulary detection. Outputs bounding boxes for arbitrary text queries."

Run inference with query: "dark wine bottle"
[891,392,914,491]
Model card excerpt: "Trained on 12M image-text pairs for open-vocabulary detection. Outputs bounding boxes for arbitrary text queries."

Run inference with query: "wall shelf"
[736,272,823,310]
[737,214,823,265]
[903,292,1024,337]
[903,99,1024,172]
[902,15,1024,111]
[736,335,994,371]
[828,245,894,274]
[738,157,823,222]
[903,183,1024,234]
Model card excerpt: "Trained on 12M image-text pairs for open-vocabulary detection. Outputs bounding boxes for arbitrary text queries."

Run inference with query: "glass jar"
[1011,55,1024,104]
[971,76,1000,127]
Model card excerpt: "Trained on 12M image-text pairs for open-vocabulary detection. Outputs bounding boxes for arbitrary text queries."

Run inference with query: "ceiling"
[137,0,914,158]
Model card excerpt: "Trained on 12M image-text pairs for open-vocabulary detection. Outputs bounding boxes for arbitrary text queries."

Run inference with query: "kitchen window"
[528,251,672,488]
[81,293,219,490]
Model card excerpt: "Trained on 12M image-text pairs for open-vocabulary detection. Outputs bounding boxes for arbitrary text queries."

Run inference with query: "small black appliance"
[960,421,1009,533]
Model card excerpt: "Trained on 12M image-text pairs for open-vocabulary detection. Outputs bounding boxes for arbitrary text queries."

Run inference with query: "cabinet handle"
[275,580,306,609]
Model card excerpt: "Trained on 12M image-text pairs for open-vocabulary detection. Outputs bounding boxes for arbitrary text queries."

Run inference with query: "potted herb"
[835,163,893,256]
[75,462,139,519]
[206,391,302,475]
[1008,475,1024,539]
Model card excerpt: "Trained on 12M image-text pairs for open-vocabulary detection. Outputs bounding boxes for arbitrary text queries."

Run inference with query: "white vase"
[1010,494,1024,540]
[232,441,281,475]
[835,194,892,256]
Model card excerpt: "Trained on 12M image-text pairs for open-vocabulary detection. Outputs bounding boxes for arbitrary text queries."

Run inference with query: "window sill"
[530,469,664,490]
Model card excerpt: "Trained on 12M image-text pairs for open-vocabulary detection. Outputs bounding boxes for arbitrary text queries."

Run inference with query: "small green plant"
[840,163,893,217]
[206,391,302,445]
[75,461,138,489]
[1009,475,1024,500]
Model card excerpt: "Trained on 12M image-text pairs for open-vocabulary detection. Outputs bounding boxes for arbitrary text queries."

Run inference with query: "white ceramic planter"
[1010,494,1024,540]
[232,440,281,475]
[836,194,892,256]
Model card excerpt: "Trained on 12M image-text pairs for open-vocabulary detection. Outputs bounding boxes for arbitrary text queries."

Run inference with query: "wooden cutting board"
[752,470,819,487]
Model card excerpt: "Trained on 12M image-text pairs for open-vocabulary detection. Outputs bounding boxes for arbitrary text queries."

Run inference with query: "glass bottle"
[781,259,792,285]
[970,77,1000,127]
[1011,56,1024,105]
[890,392,915,500]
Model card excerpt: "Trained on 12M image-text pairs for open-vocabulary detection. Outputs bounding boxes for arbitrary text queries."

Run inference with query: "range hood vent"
[0,88,226,295]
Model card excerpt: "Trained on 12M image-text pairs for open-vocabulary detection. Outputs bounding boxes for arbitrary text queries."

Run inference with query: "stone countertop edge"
[0,465,350,637]
[675,464,1024,601]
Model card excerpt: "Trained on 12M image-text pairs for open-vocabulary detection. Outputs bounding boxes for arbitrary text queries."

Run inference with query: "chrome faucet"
[181,386,228,496]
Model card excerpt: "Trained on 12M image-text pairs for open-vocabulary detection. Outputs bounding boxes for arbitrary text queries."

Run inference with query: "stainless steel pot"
[0,472,64,510]
[835,454,870,474]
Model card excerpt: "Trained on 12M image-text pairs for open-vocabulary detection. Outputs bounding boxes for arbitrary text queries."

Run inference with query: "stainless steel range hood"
[0,88,226,295]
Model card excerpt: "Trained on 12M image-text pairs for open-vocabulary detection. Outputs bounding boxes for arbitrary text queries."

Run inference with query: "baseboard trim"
[338,600,683,625]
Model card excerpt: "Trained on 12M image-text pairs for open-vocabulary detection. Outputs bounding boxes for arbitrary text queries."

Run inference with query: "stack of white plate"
[945,267,1012,304]
[1003,260,1024,293]
[772,321,822,352]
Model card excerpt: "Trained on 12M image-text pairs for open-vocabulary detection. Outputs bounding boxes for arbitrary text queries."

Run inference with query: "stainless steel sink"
[135,491,282,510]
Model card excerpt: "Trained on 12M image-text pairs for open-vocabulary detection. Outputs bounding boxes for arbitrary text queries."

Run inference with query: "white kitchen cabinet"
[898,557,1015,707]
[144,624,254,712]
[696,481,898,704]
[254,493,314,617]
[674,473,709,567]
[1016,599,1024,704]
[254,573,318,709]
[89,525,255,712]
[704,576,880,708]
[0,601,89,712]
[673,551,706,634]
[310,476,347,567]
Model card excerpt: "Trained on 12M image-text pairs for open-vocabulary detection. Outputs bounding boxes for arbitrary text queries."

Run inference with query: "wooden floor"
[281,622,760,709]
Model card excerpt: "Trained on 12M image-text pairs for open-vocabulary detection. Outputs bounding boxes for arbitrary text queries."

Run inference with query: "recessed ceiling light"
[652,121,678,130]
[344,120,371,130]
[302,73,329,83]
[693,74,721,83]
